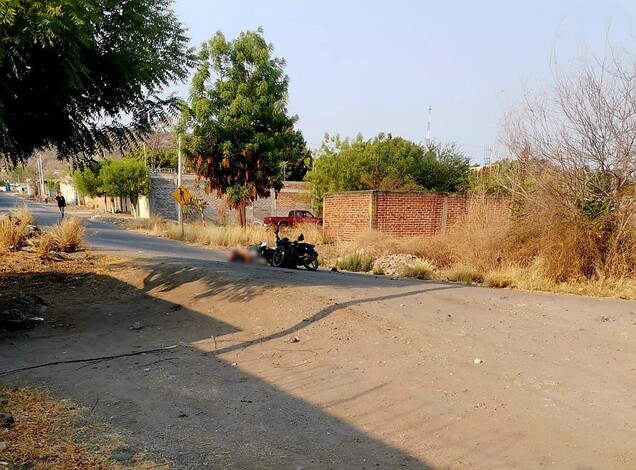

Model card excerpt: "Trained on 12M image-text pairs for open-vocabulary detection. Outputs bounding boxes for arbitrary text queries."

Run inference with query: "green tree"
[415,143,470,193]
[180,29,309,226]
[125,148,178,171]
[73,161,106,207]
[73,163,103,198]
[100,159,149,217]
[0,0,193,167]
[306,133,469,211]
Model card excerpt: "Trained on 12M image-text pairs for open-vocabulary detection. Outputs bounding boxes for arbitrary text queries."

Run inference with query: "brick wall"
[324,191,508,240]
[323,192,373,241]
[149,174,313,224]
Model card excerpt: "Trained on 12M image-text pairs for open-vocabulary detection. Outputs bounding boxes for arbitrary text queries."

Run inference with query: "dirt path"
[1,254,635,469]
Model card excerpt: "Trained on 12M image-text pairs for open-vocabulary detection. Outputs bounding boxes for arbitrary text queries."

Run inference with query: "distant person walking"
[55,192,66,218]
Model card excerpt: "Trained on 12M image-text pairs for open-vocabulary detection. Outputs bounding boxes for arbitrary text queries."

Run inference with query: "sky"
[171,0,636,164]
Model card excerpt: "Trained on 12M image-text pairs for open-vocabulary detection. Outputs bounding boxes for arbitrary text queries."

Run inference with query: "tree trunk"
[130,194,138,218]
[238,202,246,228]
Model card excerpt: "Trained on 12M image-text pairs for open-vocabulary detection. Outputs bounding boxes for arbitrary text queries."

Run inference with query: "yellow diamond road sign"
[172,185,192,206]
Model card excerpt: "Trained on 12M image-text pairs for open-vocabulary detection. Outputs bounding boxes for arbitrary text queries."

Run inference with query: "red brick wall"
[324,191,508,240]
[323,192,372,241]
[373,192,448,237]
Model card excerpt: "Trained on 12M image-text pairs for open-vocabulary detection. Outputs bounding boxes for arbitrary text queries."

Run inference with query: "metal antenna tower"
[425,106,432,150]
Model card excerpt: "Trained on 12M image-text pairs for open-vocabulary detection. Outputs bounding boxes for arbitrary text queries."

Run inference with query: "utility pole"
[425,105,432,151]
[177,134,183,237]
[484,146,492,166]
[37,154,46,200]
[143,142,148,169]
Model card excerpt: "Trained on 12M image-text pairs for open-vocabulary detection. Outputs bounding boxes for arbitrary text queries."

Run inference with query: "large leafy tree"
[73,161,106,208]
[73,163,103,198]
[100,158,149,217]
[306,133,469,212]
[0,0,193,167]
[181,29,309,226]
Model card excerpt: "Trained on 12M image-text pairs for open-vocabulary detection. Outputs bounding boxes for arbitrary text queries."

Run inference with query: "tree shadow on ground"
[0,268,436,469]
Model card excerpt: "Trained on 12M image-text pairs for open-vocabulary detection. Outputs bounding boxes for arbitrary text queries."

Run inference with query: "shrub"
[0,206,34,251]
[36,232,55,258]
[399,260,436,280]
[445,266,483,284]
[372,265,385,275]
[483,268,518,288]
[337,252,375,272]
[52,217,85,253]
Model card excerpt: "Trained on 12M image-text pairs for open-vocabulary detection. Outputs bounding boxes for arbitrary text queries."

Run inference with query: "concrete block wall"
[149,173,313,224]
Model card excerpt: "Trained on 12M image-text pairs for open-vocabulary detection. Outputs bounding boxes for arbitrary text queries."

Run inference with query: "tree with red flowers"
[180,29,309,226]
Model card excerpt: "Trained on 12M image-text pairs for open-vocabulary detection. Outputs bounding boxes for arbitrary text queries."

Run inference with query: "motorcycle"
[248,241,275,265]
[271,223,319,271]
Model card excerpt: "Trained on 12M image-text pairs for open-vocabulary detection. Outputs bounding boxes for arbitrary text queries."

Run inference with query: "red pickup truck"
[264,210,322,227]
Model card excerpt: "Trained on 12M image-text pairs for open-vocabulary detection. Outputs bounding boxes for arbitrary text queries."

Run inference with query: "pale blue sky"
[172,1,636,163]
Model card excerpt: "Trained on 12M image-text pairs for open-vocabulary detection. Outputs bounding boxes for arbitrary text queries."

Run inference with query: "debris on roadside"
[0,412,14,429]
[0,293,48,330]
[372,254,420,278]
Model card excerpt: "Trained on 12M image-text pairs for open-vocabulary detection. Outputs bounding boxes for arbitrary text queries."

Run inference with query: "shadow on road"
[0,264,436,468]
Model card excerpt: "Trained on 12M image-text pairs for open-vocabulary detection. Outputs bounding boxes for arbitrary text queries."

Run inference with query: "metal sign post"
[177,134,183,237]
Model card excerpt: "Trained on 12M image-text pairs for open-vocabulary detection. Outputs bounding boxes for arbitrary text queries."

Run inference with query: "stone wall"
[149,173,313,224]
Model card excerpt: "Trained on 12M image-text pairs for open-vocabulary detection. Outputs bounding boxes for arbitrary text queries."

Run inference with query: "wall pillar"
[440,196,449,235]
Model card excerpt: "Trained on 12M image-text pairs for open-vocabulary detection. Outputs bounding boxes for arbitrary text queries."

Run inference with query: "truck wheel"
[303,252,319,271]
[272,248,286,267]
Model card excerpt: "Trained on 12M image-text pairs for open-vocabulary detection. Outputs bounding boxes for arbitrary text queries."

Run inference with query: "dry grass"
[325,198,636,298]
[444,266,484,284]
[129,218,325,248]
[125,205,636,298]
[0,205,34,251]
[336,252,375,272]
[36,231,55,258]
[51,217,85,253]
[0,387,169,469]
[399,260,436,280]
[483,267,519,288]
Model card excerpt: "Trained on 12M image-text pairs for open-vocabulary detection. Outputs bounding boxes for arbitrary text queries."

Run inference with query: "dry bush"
[337,252,375,272]
[502,45,636,284]
[399,260,436,280]
[36,232,55,258]
[443,199,511,274]
[52,217,85,253]
[0,206,34,251]
[483,267,519,288]
[340,199,508,275]
[444,265,484,284]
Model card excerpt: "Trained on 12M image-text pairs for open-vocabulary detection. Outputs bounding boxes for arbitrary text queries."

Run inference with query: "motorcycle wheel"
[303,252,319,271]
[272,248,286,267]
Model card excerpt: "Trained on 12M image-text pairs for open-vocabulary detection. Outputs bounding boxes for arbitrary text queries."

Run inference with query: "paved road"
[0,191,225,261]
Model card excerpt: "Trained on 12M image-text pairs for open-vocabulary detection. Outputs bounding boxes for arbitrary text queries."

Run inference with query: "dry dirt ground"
[1,252,635,469]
